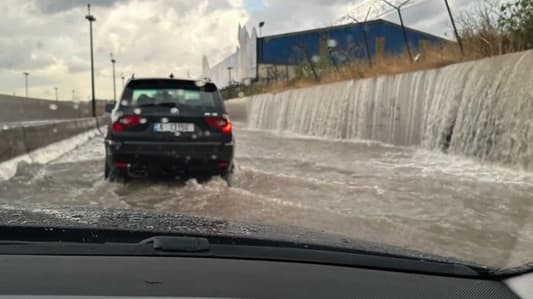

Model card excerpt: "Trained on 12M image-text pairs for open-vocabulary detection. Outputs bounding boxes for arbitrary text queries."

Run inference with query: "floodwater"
[1,124,533,269]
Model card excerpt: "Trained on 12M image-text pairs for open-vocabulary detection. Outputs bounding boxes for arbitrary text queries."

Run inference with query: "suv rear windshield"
[121,79,222,109]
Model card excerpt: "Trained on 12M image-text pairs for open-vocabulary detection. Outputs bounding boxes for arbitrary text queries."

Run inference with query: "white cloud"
[0,0,496,101]
[0,0,248,100]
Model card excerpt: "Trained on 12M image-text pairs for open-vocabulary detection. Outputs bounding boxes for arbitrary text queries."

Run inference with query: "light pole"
[121,73,125,88]
[23,72,29,97]
[54,87,59,117]
[85,4,96,117]
[258,21,265,37]
[110,52,117,102]
[444,0,464,56]
[227,66,233,86]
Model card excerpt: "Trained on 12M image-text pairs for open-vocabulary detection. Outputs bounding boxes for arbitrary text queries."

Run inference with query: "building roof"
[258,19,449,43]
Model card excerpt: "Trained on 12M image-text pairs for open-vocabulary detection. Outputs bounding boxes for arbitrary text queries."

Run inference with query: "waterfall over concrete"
[235,50,533,170]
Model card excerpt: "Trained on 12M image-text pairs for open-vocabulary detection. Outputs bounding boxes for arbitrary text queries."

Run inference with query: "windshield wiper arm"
[0,226,492,278]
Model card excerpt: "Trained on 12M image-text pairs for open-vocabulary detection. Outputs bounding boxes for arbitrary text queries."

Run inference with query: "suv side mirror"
[105,102,116,113]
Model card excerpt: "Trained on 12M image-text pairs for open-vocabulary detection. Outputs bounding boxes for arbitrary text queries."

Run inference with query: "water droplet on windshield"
[211,155,217,160]
[133,108,142,115]
[243,78,252,86]
[161,117,169,123]
[174,132,181,137]
[49,104,58,111]
[73,104,79,110]
[194,80,206,87]
[170,107,179,114]
[185,155,191,161]
[53,128,58,133]
[191,134,197,139]
[311,55,320,63]
[139,118,147,124]
[204,131,210,136]
[238,91,245,97]
[2,125,9,130]
[177,89,185,96]
[327,39,338,48]
[121,100,128,106]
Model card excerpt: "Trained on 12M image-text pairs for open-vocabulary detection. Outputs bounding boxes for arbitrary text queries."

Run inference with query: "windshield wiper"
[0,226,489,278]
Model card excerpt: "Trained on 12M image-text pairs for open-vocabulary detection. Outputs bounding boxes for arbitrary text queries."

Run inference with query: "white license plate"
[154,123,195,133]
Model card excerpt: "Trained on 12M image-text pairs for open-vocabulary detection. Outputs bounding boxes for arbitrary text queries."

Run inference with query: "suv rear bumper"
[105,139,234,175]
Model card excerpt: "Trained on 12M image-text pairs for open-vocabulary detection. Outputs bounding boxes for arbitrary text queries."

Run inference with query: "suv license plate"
[154,123,195,133]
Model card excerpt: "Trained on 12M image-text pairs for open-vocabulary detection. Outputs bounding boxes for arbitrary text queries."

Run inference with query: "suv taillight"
[205,117,232,135]
[111,115,143,132]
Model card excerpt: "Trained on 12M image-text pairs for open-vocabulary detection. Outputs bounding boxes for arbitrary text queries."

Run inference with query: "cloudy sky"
[0,0,482,101]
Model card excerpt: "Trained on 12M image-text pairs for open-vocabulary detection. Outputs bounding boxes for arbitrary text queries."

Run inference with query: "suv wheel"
[105,160,128,183]
[222,164,234,186]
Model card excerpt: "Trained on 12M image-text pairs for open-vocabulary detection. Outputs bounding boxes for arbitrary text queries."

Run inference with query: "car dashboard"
[0,255,526,299]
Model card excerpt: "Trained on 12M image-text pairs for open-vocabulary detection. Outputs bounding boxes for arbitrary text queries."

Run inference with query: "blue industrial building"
[257,19,448,66]
[203,19,449,87]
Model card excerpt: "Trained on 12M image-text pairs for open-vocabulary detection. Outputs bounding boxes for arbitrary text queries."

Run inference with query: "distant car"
[104,78,234,184]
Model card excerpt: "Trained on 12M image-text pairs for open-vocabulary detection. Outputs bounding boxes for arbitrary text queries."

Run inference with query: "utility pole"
[227,66,233,86]
[85,4,97,117]
[23,72,29,97]
[347,7,373,68]
[110,52,117,102]
[382,0,413,63]
[54,87,59,117]
[121,73,125,88]
[444,0,464,56]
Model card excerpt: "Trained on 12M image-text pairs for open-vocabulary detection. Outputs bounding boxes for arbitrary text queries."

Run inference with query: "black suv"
[104,78,234,183]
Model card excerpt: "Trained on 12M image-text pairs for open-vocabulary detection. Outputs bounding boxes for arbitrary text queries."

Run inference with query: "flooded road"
[1,124,533,268]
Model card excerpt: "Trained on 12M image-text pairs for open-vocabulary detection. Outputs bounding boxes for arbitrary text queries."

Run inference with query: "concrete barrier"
[0,94,108,122]
[0,117,105,163]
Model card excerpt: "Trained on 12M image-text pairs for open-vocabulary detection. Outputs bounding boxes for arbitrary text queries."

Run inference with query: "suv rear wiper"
[135,102,178,107]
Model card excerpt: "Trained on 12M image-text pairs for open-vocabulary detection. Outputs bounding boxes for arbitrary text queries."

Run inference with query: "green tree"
[498,0,533,50]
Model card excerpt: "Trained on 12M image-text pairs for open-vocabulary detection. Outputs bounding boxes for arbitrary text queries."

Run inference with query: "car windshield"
[1,0,533,276]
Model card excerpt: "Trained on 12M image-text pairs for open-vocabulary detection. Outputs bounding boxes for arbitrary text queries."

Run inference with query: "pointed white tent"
[203,25,258,88]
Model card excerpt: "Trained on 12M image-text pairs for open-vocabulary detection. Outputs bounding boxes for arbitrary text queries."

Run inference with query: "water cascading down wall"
[226,50,533,170]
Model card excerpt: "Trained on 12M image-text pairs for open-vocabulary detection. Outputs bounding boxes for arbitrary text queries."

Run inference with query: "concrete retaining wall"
[225,50,533,170]
[225,98,249,122]
[0,117,105,163]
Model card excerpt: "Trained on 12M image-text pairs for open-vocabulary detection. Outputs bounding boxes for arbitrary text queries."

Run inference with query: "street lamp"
[23,72,29,97]
[258,21,265,37]
[85,4,96,117]
[121,73,125,88]
[110,52,117,102]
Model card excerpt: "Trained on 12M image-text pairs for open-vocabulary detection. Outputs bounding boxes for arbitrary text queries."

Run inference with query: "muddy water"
[1,124,533,268]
